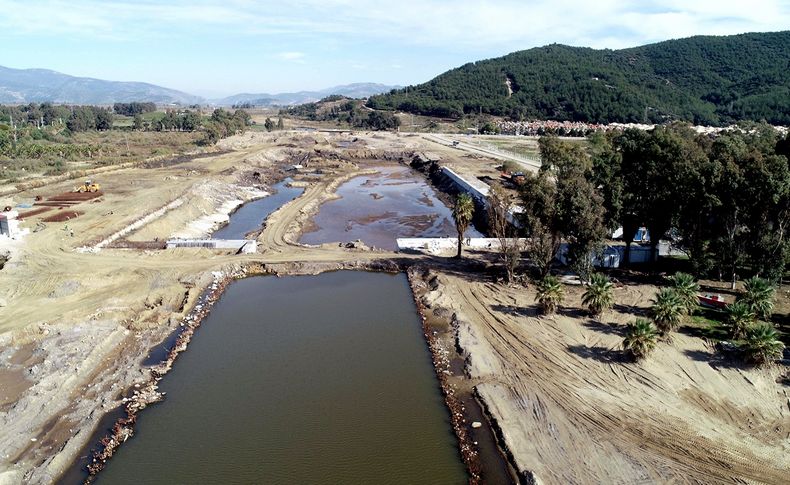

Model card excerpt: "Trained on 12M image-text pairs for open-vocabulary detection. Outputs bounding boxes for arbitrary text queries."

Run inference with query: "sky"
[0,0,788,98]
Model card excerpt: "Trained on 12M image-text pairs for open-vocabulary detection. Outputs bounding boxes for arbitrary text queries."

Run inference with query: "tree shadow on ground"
[583,319,625,337]
[682,348,744,369]
[557,306,587,319]
[567,344,627,363]
[490,304,539,318]
[613,303,648,318]
[678,321,728,341]
[683,349,714,362]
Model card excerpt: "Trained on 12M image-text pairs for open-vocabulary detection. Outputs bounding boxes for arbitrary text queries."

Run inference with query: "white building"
[0,211,20,238]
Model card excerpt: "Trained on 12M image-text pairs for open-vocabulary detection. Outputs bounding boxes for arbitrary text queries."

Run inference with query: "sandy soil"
[1,128,787,484]
[415,268,789,484]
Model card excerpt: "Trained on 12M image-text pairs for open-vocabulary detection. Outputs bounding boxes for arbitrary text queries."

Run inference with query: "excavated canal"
[95,272,467,484]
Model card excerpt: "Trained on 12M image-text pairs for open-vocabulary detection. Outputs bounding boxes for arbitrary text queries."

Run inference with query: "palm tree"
[725,301,755,340]
[536,275,564,315]
[742,323,785,366]
[452,193,475,259]
[622,318,659,361]
[740,277,775,320]
[582,272,614,316]
[650,288,683,336]
[670,272,699,315]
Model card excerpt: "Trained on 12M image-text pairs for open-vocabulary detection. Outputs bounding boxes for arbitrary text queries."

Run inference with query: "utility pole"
[10,114,16,143]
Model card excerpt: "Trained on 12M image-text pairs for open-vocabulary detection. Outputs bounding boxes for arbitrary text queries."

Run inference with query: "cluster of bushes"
[282,98,400,131]
[65,106,113,132]
[200,109,250,145]
[262,117,284,131]
[151,110,202,132]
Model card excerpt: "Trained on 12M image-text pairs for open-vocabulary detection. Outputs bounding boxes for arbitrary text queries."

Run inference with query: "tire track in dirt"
[434,272,790,484]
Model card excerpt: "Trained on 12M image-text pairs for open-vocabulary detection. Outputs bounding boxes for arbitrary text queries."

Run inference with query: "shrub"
[742,323,785,366]
[536,275,564,315]
[623,318,659,360]
[670,272,699,315]
[740,277,775,320]
[651,288,683,335]
[582,272,614,316]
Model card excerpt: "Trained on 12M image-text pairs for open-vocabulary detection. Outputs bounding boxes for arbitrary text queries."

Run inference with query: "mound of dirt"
[42,211,82,222]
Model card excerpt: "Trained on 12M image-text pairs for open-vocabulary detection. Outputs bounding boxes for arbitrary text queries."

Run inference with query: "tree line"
[200,109,250,145]
[113,102,156,116]
[503,124,790,284]
[0,103,113,132]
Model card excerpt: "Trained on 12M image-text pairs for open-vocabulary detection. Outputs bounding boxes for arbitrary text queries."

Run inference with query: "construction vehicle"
[74,180,100,193]
[500,171,526,186]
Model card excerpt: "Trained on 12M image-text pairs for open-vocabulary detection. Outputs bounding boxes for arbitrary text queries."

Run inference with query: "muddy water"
[96,272,467,484]
[212,179,303,240]
[300,165,483,250]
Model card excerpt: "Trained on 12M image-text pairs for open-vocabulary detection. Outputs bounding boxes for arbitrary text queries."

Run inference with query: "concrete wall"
[397,237,528,253]
[440,167,523,228]
[441,167,490,201]
[398,237,666,268]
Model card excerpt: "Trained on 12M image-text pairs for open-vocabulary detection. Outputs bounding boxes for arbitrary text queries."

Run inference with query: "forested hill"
[368,31,790,125]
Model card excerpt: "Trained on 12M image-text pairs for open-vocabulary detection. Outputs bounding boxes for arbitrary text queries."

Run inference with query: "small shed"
[0,211,20,238]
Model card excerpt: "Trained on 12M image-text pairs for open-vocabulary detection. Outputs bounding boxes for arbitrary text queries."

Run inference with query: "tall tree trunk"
[456,233,463,258]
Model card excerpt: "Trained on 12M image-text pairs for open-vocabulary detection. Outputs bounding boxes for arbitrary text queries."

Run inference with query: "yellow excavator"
[74,179,101,193]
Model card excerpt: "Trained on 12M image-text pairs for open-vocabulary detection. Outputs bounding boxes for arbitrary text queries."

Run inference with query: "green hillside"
[368,31,790,125]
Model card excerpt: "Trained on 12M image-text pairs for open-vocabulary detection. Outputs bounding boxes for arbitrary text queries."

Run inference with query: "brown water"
[300,165,483,250]
[95,272,467,484]
[212,179,303,240]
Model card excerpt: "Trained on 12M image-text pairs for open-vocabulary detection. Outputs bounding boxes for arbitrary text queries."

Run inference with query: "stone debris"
[84,266,251,480]
[407,267,483,484]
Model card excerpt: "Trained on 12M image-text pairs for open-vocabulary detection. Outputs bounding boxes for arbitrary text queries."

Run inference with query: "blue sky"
[0,0,788,98]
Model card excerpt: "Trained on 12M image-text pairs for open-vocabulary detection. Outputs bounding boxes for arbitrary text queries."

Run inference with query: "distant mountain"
[215,83,400,106]
[0,65,203,105]
[368,31,790,125]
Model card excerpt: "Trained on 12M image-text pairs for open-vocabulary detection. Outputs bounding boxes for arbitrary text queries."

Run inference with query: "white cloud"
[277,51,306,62]
[0,0,787,49]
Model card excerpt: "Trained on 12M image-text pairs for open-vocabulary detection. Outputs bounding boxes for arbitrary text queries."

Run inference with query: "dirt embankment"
[258,168,377,249]
[412,268,790,484]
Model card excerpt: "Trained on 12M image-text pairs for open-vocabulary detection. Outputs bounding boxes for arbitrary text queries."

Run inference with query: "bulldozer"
[74,179,101,193]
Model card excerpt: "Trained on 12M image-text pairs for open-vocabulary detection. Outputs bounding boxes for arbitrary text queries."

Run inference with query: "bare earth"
[0,130,788,484]
[416,268,789,484]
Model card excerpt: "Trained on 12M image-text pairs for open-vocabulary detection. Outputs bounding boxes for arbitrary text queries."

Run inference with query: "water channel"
[212,178,304,240]
[300,165,483,250]
[64,166,498,483]
[96,272,467,484]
